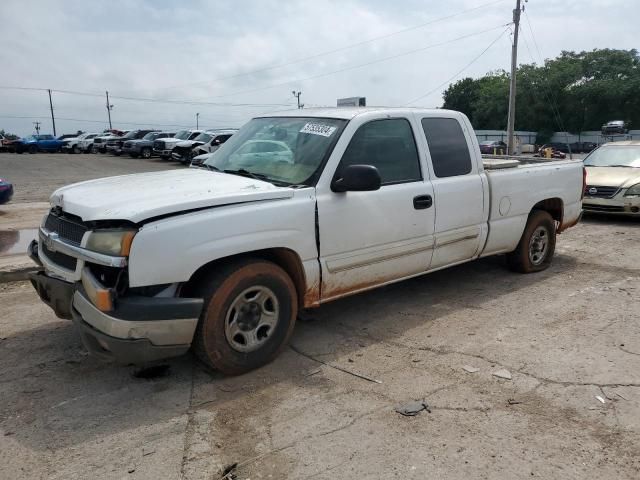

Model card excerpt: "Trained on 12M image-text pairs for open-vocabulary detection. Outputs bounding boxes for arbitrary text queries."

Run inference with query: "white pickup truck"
[29,108,584,374]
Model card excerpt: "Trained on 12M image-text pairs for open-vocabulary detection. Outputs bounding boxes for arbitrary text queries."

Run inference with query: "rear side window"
[421,118,472,178]
[339,118,421,185]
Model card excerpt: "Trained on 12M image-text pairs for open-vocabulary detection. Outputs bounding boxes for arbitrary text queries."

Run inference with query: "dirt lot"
[1,153,640,479]
[0,152,182,203]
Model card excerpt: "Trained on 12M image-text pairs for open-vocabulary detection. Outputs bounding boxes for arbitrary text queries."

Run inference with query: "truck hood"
[50,169,295,223]
[176,140,200,148]
[585,166,640,188]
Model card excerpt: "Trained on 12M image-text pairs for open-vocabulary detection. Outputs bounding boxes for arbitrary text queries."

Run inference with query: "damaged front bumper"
[29,240,203,364]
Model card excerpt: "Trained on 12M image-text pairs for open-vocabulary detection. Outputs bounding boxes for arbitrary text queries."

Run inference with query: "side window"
[421,118,472,178]
[339,118,421,185]
[217,135,232,144]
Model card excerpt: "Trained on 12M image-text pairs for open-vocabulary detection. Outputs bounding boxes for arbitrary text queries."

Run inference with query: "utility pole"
[47,89,57,136]
[506,0,522,155]
[33,121,41,134]
[105,91,113,129]
[292,90,303,109]
[196,112,200,129]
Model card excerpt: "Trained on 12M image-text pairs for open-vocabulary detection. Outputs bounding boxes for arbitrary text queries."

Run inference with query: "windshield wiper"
[607,164,635,168]
[201,164,221,172]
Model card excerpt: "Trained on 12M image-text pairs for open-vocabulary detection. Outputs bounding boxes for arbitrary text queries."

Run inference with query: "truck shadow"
[0,251,592,459]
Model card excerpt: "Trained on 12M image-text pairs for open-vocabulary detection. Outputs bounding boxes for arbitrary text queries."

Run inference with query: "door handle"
[413,195,433,210]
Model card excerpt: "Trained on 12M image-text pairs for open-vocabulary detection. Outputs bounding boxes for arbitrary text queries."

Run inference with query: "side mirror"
[331,164,381,193]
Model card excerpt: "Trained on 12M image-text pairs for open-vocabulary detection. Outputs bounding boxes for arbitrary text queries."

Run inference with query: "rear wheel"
[28,145,37,154]
[191,259,298,375]
[507,210,556,273]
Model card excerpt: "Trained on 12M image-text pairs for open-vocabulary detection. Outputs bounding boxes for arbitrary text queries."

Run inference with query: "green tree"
[441,48,640,132]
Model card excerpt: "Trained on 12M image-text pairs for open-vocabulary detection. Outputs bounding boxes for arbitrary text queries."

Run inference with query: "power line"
[405,27,510,106]
[0,86,295,108]
[155,0,508,92]
[519,13,568,136]
[0,114,240,129]
[198,23,511,101]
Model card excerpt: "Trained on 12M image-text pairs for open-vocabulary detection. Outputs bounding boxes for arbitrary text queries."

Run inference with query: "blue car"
[15,134,64,154]
[0,178,13,204]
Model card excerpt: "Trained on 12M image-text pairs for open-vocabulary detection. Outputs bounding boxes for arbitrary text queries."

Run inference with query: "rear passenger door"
[420,116,486,269]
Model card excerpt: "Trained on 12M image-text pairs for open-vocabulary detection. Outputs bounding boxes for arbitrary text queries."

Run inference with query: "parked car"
[93,130,127,153]
[58,133,82,141]
[123,131,175,158]
[62,133,100,154]
[582,141,640,215]
[479,140,507,155]
[29,107,583,374]
[153,129,203,159]
[0,178,13,204]
[106,129,157,156]
[570,141,598,154]
[190,151,216,167]
[601,120,630,136]
[15,134,64,154]
[190,129,238,158]
[172,129,237,164]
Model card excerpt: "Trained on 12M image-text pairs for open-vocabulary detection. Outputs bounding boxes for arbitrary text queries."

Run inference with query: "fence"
[476,130,640,146]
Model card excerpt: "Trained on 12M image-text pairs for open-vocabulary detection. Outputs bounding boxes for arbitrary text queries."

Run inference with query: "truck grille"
[584,185,619,199]
[44,212,88,245]
[173,146,190,157]
[94,138,103,144]
[41,243,78,271]
[153,140,165,150]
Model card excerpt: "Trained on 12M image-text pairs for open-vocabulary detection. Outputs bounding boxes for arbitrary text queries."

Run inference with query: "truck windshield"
[143,132,160,140]
[584,146,640,168]
[203,117,346,185]
[194,132,213,143]
[174,130,191,140]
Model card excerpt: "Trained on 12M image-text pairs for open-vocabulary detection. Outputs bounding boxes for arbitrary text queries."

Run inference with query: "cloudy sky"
[0,0,638,136]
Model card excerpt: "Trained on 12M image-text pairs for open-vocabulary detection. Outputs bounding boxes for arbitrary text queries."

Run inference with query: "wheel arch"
[531,197,564,230]
[181,248,309,309]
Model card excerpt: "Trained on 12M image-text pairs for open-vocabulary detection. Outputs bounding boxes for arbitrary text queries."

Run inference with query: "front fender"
[127,190,318,288]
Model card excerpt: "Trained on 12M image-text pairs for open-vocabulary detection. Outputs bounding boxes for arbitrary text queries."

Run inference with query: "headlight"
[85,229,136,256]
[625,184,640,197]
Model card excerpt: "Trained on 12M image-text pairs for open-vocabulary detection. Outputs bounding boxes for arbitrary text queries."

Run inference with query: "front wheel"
[29,145,37,154]
[141,147,151,159]
[191,259,298,375]
[507,210,556,273]
[72,145,80,154]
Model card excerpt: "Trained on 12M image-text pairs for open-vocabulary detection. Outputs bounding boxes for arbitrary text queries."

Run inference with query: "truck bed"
[482,155,573,170]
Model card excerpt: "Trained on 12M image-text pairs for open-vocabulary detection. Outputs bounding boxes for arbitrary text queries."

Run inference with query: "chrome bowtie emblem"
[588,187,598,195]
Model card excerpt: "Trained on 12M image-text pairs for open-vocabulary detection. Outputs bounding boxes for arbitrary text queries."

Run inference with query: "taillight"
[581,167,587,199]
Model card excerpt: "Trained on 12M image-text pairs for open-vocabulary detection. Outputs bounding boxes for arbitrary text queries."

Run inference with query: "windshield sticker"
[300,123,337,137]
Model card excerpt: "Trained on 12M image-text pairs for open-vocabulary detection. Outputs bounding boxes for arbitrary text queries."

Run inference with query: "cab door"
[316,116,436,301]
[419,115,487,269]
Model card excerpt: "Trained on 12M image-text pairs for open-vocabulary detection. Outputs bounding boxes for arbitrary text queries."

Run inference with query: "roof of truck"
[259,107,461,120]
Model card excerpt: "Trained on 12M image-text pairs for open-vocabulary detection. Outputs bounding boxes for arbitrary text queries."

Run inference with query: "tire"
[141,147,151,159]
[507,210,556,273]
[191,259,298,375]
[29,145,37,154]
[72,145,80,154]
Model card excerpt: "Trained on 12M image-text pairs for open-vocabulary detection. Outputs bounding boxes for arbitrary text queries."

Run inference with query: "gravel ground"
[1,153,639,479]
